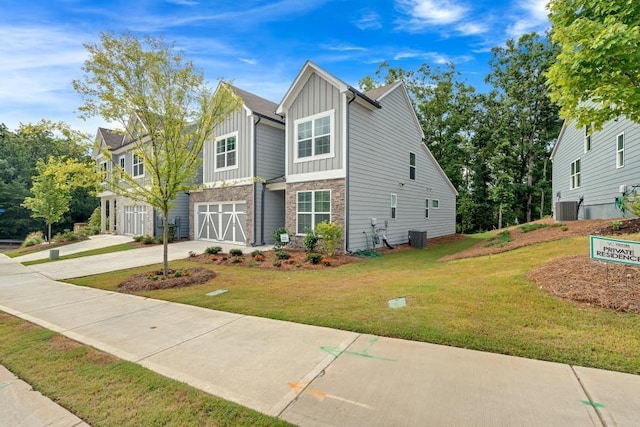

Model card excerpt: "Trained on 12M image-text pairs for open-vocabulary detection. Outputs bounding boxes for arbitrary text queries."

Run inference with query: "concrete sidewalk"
[1,255,639,426]
[26,239,272,280]
[0,365,88,427]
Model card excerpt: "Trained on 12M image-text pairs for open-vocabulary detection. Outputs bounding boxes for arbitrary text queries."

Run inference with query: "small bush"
[152,237,163,244]
[22,231,45,247]
[519,223,548,233]
[485,230,512,247]
[229,248,243,257]
[232,258,242,264]
[272,227,290,249]
[248,260,257,267]
[52,230,86,243]
[141,235,154,244]
[315,221,343,257]
[306,252,322,264]
[272,259,281,267]
[275,250,291,260]
[133,235,145,242]
[251,249,263,257]
[611,220,623,231]
[188,251,197,258]
[302,228,319,252]
[205,246,222,255]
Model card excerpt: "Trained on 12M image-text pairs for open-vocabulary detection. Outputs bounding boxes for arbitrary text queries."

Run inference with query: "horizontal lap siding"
[256,123,285,180]
[348,88,456,251]
[553,117,639,219]
[287,73,344,175]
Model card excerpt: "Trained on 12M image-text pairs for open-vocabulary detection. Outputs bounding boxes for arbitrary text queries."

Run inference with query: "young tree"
[73,32,241,278]
[22,157,98,242]
[547,0,640,128]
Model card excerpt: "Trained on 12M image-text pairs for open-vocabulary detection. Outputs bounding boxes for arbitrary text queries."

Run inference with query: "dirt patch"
[118,268,216,292]
[528,255,640,313]
[48,335,82,352]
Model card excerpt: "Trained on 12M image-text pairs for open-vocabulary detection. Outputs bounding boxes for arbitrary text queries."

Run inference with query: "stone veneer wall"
[285,178,345,251]
[188,184,254,244]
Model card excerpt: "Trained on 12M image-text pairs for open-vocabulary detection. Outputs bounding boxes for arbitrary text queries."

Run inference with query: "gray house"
[188,85,286,245]
[94,116,190,239]
[274,61,457,251]
[551,116,640,220]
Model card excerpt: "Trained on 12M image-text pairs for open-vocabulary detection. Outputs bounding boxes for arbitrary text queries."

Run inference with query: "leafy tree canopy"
[547,0,640,128]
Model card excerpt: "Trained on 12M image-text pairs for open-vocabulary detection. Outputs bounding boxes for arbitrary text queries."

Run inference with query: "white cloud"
[392,49,473,65]
[239,58,257,65]
[506,0,550,38]
[166,0,199,5]
[325,43,367,52]
[354,10,382,30]
[397,0,468,28]
[455,21,488,36]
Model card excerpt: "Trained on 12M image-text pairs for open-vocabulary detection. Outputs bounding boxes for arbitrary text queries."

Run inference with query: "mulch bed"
[190,249,358,270]
[528,255,640,313]
[118,268,216,292]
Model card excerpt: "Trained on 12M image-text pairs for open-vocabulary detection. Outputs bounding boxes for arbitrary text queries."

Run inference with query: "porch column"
[109,199,116,234]
[100,198,107,233]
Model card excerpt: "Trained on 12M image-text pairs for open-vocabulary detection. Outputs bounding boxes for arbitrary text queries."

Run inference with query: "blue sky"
[0,0,550,135]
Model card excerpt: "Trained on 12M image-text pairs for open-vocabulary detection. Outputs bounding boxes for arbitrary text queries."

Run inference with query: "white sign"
[280,233,290,243]
[590,235,640,267]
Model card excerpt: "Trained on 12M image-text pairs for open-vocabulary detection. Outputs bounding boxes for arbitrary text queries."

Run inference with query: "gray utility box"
[408,230,427,248]
[555,201,578,221]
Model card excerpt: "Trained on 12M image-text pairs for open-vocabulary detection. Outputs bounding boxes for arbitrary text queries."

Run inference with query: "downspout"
[261,182,266,244]
[252,115,261,246]
[345,89,357,253]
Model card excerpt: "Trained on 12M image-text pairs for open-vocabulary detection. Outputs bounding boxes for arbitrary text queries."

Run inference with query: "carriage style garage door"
[123,205,146,236]
[195,202,247,244]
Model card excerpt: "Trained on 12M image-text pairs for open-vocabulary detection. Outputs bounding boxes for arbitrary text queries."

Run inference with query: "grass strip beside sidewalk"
[22,243,138,266]
[0,312,290,427]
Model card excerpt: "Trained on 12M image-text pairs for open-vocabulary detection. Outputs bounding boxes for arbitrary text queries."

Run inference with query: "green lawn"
[22,243,138,265]
[68,233,640,374]
[0,312,290,427]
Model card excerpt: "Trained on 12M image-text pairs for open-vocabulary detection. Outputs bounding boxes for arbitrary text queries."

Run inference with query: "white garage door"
[195,202,247,244]
[123,205,147,236]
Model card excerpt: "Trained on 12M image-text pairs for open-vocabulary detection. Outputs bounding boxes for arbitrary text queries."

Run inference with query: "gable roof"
[230,85,283,124]
[97,127,125,149]
[276,60,379,115]
[549,119,570,161]
[364,82,400,101]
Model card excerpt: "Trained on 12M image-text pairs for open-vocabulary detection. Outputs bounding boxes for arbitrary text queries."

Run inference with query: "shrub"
[188,251,197,258]
[306,252,322,264]
[205,246,222,255]
[141,235,155,244]
[315,221,343,257]
[152,237,163,244]
[52,230,86,243]
[518,223,548,233]
[272,259,281,267]
[302,228,319,252]
[275,250,290,260]
[485,230,512,247]
[611,220,623,231]
[133,235,145,242]
[229,248,243,256]
[22,231,45,247]
[272,227,290,249]
[232,258,242,264]
[251,249,263,257]
[248,260,257,267]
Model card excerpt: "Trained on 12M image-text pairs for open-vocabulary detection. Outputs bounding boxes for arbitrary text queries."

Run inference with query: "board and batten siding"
[552,116,640,219]
[348,86,456,251]
[203,107,253,184]
[286,73,344,177]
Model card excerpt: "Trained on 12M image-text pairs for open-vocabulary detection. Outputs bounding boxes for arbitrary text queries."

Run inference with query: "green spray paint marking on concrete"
[321,336,395,362]
[581,400,605,409]
[0,381,18,391]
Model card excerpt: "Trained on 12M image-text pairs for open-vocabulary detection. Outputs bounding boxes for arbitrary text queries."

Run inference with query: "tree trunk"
[162,212,169,278]
[48,222,52,244]
[498,203,503,230]
[540,158,548,219]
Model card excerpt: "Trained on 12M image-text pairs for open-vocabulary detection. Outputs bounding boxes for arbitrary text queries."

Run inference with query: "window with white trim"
[425,199,429,219]
[570,159,580,189]
[133,153,144,178]
[432,199,439,209]
[409,152,416,180]
[297,190,331,234]
[584,125,592,152]
[119,156,125,170]
[390,194,397,219]
[216,134,237,170]
[616,132,624,168]
[294,111,333,161]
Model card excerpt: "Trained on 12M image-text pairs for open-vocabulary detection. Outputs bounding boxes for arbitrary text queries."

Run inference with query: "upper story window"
[297,190,331,234]
[425,199,429,219]
[119,156,125,170]
[99,161,109,181]
[390,194,397,220]
[570,158,580,189]
[133,153,144,178]
[432,199,440,209]
[584,125,592,152]
[616,132,624,168]
[294,110,334,162]
[409,152,416,180]
[216,133,237,171]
